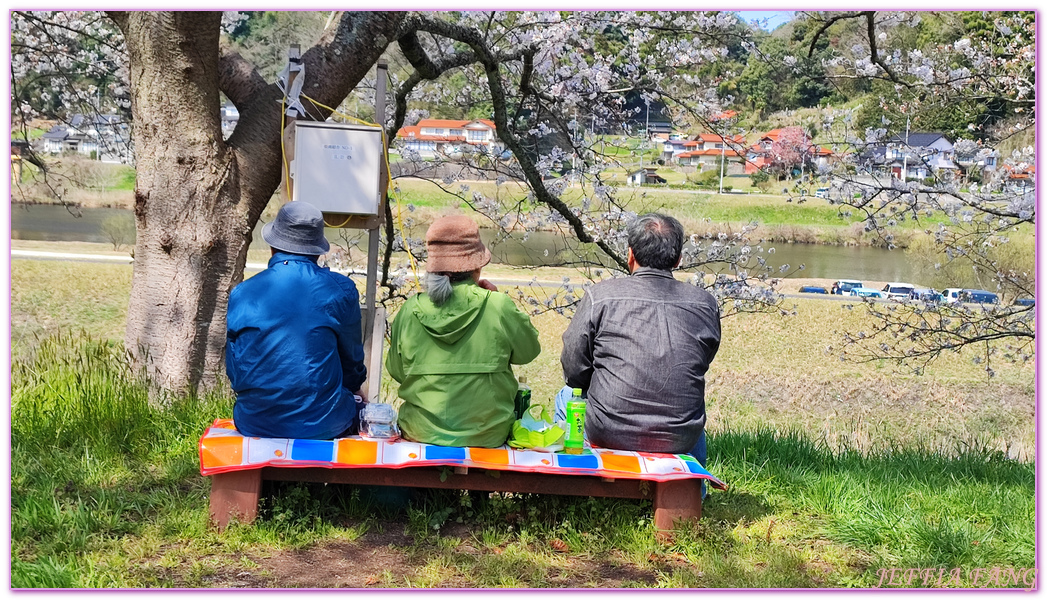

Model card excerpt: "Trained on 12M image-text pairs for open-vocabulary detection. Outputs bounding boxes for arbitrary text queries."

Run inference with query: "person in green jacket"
[387,215,541,448]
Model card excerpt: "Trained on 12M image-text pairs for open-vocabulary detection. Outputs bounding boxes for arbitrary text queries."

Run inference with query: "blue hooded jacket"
[226,252,367,439]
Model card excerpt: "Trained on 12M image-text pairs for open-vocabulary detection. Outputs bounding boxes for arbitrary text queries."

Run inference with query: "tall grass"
[11,332,233,588]
[713,429,1034,575]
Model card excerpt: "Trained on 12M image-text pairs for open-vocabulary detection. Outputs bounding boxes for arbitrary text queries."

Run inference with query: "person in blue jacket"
[225,201,367,439]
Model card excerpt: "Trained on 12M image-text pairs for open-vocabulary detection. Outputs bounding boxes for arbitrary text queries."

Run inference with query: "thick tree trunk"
[112,11,404,394]
[120,12,248,393]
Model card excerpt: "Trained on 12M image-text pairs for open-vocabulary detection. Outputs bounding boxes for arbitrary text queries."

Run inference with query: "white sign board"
[292,121,384,216]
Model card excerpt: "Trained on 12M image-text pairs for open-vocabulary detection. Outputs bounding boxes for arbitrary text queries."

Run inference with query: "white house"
[626,167,666,186]
[397,118,502,158]
[883,132,959,180]
[39,113,129,161]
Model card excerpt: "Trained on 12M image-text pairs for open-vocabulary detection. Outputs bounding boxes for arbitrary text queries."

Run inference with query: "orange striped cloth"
[199,418,726,489]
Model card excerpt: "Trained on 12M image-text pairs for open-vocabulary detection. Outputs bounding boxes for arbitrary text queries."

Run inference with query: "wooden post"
[281,44,302,203]
[652,479,702,532]
[209,470,263,529]
[365,59,388,335]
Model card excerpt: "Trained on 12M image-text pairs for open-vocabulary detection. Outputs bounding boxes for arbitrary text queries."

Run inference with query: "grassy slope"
[10,260,1034,588]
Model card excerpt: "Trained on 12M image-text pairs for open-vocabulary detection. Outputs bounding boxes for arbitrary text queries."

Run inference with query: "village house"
[396,118,502,158]
[39,113,130,162]
[860,132,958,180]
[626,167,666,186]
[221,103,239,139]
[673,133,747,175]
[996,164,1035,193]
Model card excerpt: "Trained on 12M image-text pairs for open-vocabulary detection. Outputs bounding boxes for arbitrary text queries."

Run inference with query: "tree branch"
[217,49,268,109]
[806,11,865,58]
[409,15,629,271]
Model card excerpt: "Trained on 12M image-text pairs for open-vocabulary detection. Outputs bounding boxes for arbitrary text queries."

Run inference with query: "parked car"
[910,289,944,303]
[814,187,830,199]
[1014,298,1035,307]
[959,289,999,304]
[882,282,916,300]
[849,287,884,299]
[799,286,828,294]
[832,279,863,295]
[942,288,963,303]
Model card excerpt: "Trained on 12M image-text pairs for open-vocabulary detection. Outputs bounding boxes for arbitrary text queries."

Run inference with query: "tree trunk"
[113,11,404,394]
[121,12,247,393]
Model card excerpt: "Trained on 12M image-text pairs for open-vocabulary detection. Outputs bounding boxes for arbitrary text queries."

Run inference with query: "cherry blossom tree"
[767,126,810,178]
[13,10,782,393]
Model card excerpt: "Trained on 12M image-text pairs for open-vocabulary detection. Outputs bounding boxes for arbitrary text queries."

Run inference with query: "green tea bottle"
[514,376,532,420]
[564,388,586,454]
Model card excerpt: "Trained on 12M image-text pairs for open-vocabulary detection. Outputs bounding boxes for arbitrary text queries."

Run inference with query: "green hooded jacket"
[386,281,541,447]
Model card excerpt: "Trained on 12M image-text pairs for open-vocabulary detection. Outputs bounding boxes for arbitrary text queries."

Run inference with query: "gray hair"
[423,271,474,305]
[627,213,684,271]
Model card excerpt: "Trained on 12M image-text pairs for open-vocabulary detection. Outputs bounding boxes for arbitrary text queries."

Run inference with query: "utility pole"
[718,132,727,195]
[639,99,649,175]
[281,44,302,203]
[901,115,910,182]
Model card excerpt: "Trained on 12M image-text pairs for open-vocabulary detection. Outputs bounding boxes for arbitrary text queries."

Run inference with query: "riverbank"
[5,239,928,297]
[10,175,942,250]
[12,258,1034,451]
[10,259,1035,588]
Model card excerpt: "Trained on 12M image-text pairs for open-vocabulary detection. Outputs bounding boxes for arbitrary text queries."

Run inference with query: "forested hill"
[221,10,1031,149]
[720,11,1032,147]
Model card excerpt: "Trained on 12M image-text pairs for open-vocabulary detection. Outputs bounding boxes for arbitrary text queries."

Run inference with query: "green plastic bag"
[508,405,565,451]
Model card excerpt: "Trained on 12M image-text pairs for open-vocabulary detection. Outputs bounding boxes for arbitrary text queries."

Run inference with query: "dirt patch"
[182,523,666,589]
[259,534,419,588]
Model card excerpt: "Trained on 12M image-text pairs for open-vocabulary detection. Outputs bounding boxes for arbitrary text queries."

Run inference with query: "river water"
[10,204,918,282]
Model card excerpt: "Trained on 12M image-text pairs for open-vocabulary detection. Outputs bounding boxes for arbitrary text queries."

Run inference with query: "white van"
[882,282,916,299]
[942,288,963,303]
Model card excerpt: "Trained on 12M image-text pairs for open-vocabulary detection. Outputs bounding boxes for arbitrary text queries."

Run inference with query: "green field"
[10,259,1034,588]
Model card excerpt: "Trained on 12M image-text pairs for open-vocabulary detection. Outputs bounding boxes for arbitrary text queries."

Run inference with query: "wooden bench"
[208,463,703,533]
[207,305,712,535]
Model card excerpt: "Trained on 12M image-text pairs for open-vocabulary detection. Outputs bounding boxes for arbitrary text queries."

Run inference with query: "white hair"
[423,271,475,305]
[423,272,454,305]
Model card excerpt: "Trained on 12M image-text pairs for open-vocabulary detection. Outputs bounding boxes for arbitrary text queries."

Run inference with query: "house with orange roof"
[998,164,1035,193]
[710,110,738,122]
[663,133,745,165]
[396,118,501,158]
[673,133,747,175]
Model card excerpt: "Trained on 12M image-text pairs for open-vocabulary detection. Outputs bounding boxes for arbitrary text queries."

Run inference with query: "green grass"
[113,166,136,191]
[9,258,1035,588]
[10,334,1033,587]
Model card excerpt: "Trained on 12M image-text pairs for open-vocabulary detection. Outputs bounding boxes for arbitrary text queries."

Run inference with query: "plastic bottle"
[514,376,532,420]
[564,388,586,454]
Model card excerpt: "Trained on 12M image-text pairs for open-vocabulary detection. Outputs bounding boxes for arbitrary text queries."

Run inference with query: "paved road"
[10,249,566,290]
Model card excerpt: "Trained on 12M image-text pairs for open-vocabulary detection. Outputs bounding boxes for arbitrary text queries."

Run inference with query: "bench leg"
[653,479,702,532]
[209,470,262,529]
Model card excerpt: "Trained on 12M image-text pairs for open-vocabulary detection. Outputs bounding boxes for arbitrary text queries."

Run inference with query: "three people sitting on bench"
[224,206,720,469]
[386,215,541,447]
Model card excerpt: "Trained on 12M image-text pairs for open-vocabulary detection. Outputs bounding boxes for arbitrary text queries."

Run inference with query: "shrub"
[100,214,136,250]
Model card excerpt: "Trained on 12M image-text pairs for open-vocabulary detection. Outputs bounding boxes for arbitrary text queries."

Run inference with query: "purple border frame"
[3,7,1041,594]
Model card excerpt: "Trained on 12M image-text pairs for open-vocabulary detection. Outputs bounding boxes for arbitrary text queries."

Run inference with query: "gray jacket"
[560,267,721,454]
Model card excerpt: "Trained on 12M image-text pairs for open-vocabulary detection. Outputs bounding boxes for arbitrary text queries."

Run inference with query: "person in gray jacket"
[557,213,721,468]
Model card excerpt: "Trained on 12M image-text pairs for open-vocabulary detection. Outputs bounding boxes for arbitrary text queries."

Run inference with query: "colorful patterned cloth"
[199,418,726,489]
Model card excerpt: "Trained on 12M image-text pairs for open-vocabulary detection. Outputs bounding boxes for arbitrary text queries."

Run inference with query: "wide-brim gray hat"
[262,201,330,255]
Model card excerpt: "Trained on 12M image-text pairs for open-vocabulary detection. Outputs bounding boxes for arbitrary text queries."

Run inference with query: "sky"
[737,10,794,30]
